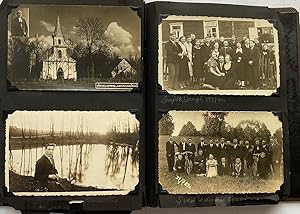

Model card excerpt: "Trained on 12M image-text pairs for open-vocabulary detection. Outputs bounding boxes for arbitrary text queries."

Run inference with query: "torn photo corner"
[158,111,284,195]
[158,15,281,96]
[7,5,142,92]
[5,111,140,196]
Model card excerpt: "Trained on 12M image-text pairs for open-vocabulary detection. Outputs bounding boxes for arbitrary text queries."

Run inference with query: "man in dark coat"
[186,138,196,162]
[270,139,282,180]
[200,37,212,72]
[242,140,254,170]
[197,137,207,159]
[218,157,231,176]
[248,40,261,89]
[257,152,271,179]
[219,138,229,161]
[165,32,181,89]
[230,139,241,167]
[11,10,28,37]
[35,143,59,190]
[220,41,233,58]
[166,136,176,172]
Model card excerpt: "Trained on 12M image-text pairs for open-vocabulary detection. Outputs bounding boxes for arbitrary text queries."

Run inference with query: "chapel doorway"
[57,67,64,79]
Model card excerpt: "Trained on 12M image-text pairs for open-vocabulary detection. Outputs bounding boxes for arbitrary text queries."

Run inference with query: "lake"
[8,143,139,191]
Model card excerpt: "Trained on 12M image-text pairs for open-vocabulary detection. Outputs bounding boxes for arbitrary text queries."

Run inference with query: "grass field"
[158,135,283,194]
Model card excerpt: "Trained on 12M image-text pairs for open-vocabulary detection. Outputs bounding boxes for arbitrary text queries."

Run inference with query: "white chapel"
[41,16,77,81]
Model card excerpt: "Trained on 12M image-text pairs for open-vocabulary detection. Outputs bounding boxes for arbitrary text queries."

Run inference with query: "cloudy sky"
[8,111,139,135]
[169,111,282,136]
[11,5,141,58]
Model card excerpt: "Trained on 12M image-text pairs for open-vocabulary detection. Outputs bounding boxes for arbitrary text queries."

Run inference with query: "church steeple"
[53,16,63,37]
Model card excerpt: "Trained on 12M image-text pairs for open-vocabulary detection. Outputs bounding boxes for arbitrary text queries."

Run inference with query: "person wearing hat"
[165,32,181,89]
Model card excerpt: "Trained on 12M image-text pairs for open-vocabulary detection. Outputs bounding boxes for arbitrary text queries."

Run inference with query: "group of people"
[165,136,282,180]
[165,32,276,90]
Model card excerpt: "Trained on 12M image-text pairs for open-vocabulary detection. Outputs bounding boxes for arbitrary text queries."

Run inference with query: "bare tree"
[75,17,105,79]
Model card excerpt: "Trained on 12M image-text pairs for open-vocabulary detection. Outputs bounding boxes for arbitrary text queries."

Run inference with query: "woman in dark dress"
[177,36,190,89]
[192,39,203,83]
[222,54,237,89]
[206,50,225,89]
[233,42,244,87]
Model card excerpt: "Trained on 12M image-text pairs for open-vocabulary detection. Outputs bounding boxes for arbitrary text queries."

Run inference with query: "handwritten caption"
[161,95,226,105]
[175,175,191,189]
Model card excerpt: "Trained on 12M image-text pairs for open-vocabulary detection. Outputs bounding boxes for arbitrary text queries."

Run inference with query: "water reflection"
[9,143,139,191]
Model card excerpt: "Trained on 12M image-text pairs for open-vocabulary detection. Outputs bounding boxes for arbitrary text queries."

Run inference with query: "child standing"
[206,154,218,177]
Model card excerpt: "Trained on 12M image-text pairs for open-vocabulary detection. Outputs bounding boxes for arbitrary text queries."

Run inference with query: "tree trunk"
[89,46,94,79]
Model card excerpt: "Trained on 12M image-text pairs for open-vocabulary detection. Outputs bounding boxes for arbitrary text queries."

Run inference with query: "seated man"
[175,154,185,173]
[35,143,60,191]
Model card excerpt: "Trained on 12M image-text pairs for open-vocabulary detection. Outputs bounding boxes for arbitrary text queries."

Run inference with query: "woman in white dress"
[206,154,218,177]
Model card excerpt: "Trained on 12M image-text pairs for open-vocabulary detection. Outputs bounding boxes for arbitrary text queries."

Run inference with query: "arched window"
[58,50,62,59]
[58,39,61,45]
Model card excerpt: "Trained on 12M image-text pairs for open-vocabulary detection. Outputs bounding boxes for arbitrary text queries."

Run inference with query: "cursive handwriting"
[175,175,191,189]
[176,196,196,205]
[161,95,225,105]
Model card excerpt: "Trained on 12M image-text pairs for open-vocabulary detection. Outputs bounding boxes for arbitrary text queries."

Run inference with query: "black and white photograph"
[5,111,139,196]
[8,5,141,91]
[159,111,283,194]
[158,16,280,95]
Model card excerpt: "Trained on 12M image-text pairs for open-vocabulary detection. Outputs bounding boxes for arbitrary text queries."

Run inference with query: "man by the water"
[35,143,59,191]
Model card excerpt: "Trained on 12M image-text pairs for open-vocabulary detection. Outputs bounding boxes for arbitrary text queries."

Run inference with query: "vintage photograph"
[159,111,284,194]
[158,16,280,95]
[8,5,141,91]
[5,111,139,196]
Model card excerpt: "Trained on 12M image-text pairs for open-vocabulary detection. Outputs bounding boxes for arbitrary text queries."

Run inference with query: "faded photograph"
[158,16,280,95]
[8,5,141,91]
[159,111,283,194]
[5,111,139,196]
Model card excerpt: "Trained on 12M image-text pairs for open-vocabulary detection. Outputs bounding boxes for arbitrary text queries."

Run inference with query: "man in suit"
[165,32,180,89]
[11,10,28,37]
[218,36,225,48]
[254,38,263,53]
[220,41,233,58]
[230,139,241,168]
[217,55,225,73]
[166,136,176,172]
[248,40,261,89]
[218,157,231,176]
[242,140,254,171]
[200,36,212,71]
[35,143,59,190]
[219,138,229,161]
[186,138,196,162]
[270,139,282,180]
[253,139,262,156]
[197,137,207,158]
[229,35,237,49]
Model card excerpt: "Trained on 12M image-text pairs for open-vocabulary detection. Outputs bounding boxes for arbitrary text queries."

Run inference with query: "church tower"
[52,16,67,60]
[42,16,77,81]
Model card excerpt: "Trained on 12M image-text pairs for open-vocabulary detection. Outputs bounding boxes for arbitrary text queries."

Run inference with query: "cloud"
[69,26,78,35]
[40,20,55,33]
[105,22,138,59]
